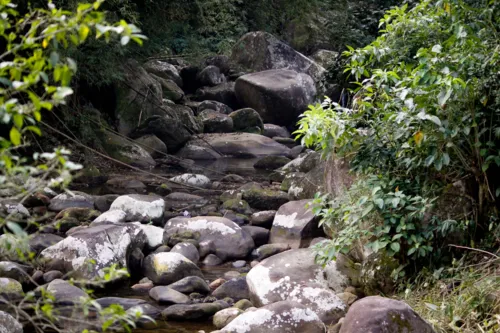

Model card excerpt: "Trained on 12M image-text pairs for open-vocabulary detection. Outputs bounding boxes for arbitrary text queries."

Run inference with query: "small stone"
[223,271,240,280]
[43,270,64,283]
[168,276,210,294]
[131,282,154,292]
[250,260,259,268]
[213,307,243,329]
[202,254,223,266]
[232,260,246,268]
[234,299,253,311]
[149,286,190,304]
[212,277,250,301]
[209,278,226,291]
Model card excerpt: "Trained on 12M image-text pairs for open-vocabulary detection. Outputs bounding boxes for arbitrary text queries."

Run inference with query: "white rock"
[110,194,165,223]
[93,210,127,224]
[169,174,211,188]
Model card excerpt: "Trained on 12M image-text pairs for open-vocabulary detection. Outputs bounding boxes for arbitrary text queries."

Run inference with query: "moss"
[242,188,289,210]
[222,199,252,215]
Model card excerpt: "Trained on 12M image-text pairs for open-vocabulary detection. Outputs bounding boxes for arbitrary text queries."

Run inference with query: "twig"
[448,244,499,258]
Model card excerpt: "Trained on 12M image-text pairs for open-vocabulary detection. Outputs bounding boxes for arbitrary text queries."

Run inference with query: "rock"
[165,216,255,261]
[177,142,222,160]
[96,297,161,319]
[134,134,168,158]
[131,115,192,153]
[40,224,146,279]
[149,286,190,304]
[289,162,326,200]
[232,260,246,268]
[198,100,233,115]
[199,110,234,133]
[143,59,183,87]
[152,245,171,254]
[170,174,211,189]
[182,133,290,158]
[205,55,231,75]
[360,251,399,296]
[223,271,241,280]
[197,65,226,86]
[229,108,264,133]
[213,277,250,301]
[287,145,306,159]
[150,74,184,102]
[280,172,305,192]
[98,129,156,169]
[130,223,167,250]
[250,260,259,268]
[110,194,165,223]
[273,136,298,148]
[202,254,223,266]
[241,226,269,247]
[48,191,94,212]
[132,281,154,292]
[105,178,147,195]
[168,276,210,294]
[161,303,222,320]
[220,301,326,333]
[221,174,245,183]
[231,31,326,83]
[114,60,164,136]
[94,194,119,212]
[28,233,63,255]
[44,279,89,305]
[235,69,316,126]
[171,242,200,264]
[142,252,203,285]
[340,296,435,333]
[250,210,276,229]
[0,261,33,285]
[253,243,290,261]
[254,156,291,170]
[311,50,339,69]
[282,151,320,173]
[336,292,358,306]
[0,277,23,299]
[0,310,23,333]
[42,270,63,283]
[164,192,208,210]
[234,299,253,311]
[246,248,347,324]
[242,188,289,210]
[167,104,204,134]
[213,307,243,329]
[195,82,239,109]
[269,199,323,248]
[209,278,226,291]
[221,199,252,215]
[263,123,291,138]
[92,210,127,224]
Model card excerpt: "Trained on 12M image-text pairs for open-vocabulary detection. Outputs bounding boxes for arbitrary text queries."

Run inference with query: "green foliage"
[296,0,499,271]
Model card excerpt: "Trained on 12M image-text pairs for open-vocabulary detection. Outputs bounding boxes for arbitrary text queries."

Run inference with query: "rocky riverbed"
[0,31,435,333]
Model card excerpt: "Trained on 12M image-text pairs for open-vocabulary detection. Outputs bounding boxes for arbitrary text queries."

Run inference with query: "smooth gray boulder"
[161,303,222,321]
[143,59,183,87]
[212,277,250,301]
[92,210,127,224]
[340,296,435,333]
[29,233,64,254]
[0,310,23,333]
[45,279,89,305]
[165,216,255,261]
[269,199,323,248]
[199,110,234,133]
[167,276,210,294]
[41,224,146,279]
[250,210,276,228]
[110,194,165,223]
[197,100,233,115]
[170,242,200,264]
[220,301,326,333]
[48,191,94,212]
[263,123,291,138]
[231,31,326,83]
[246,248,347,324]
[149,286,190,304]
[134,134,168,158]
[180,133,290,158]
[197,65,226,86]
[229,108,264,133]
[142,252,203,285]
[195,82,239,109]
[235,69,316,126]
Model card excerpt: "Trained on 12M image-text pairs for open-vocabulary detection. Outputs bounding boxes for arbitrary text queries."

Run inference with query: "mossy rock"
[229,108,264,133]
[0,277,23,299]
[280,172,305,192]
[254,156,291,170]
[360,251,399,295]
[55,207,101,222]
[221,199,252,215]
[242,188,289,210]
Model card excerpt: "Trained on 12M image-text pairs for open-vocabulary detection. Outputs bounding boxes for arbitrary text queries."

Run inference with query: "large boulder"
[263,123,291,138]
[212,277,250,301]
[198,110,234,133]
[130,115,192,153]
[165,216,255,261]
[98,129,156,169]
[195,82,240,109]
[220,301,326,333]
[109,195,165,223]
[40,224,146,279]
[134,135,168,159]
[235,69,316,126]
[197,100,233,115]
[44,279,89,305]
[269,199,323,248]
[229,108,264,133]
[150,74,184,102]
[231,31,325,83]
[143,59,183,87]
[114,60,164,136]
[161,303,222,321]
[181,133,290,158]
[246,248,347,324]
[143,252,203,285]
[165,104,203,134]
[340,296,435,333]
[282,151,320,173]
[242,188,289,210]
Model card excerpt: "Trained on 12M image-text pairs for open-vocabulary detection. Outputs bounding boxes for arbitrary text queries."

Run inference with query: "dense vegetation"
[296,0,499,331]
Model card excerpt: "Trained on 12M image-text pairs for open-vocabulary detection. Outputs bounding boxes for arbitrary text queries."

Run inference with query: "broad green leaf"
[10,127,21,145]
[374,198,384,209]
[390,242,401,252]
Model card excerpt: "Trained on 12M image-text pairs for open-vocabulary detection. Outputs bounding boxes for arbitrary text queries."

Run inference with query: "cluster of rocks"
[0,32,435,333]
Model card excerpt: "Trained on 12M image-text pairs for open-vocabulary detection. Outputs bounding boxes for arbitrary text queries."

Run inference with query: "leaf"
[431,44,442,53]
[390,242,401,252]
[414,131,424,146]
[25,126,42,136]
[442,153,450,165]
[10,127,21,146]
[374,198,384,209]
[362,204,374,217]
[425,155,435,167]
[427,115,441,126]
[42,39,48,49]
[437,89,452,107]
[121,35,131,45]
[79,25,90,42]
[7,222,26,236]
[13,114,23,128]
